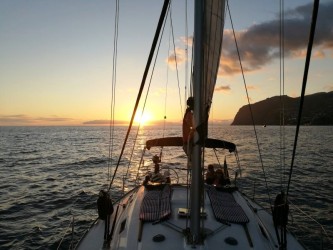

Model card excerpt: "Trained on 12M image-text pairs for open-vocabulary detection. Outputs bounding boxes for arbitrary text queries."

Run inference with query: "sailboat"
[74,0,320,249]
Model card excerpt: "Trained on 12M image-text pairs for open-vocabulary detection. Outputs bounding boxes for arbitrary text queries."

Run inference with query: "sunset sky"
[1,0,332,126]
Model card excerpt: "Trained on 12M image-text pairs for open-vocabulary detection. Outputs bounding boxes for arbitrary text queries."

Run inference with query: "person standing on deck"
[97,190,114,240]
[183,97,194,159]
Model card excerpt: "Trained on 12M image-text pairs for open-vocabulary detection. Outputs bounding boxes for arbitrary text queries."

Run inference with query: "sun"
[134,111,152,126]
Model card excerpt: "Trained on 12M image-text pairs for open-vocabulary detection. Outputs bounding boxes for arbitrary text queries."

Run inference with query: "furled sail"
[203,0,225,108]
[194,0,226,142]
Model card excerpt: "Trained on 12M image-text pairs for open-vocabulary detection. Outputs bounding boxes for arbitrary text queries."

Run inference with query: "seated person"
[163,170,171,184]
[143,155,167,184]
[151,155,164,182]
[213,169,227,187]
[143,175,150,186]
[206,164,216,185]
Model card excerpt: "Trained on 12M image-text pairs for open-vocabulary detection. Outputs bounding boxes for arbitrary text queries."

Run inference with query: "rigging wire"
[108,0,120,181]
[275,3,288,247]
[226,0,272,208]
[163,29,171,138]
[287,0,320,197]
[162,3,173,139]
[125,0,171,180]
[289,200,330,241]
[273,3,288,246]
[279,0,286,191]
[185,0,189,103]
[189,43,194,98]
[184,0,191,231]
[108,0,171,191]
[56,217,74,250]
[170,6,184,118]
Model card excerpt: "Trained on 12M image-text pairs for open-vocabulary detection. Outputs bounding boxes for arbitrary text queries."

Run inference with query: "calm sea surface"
[0,125,332,249]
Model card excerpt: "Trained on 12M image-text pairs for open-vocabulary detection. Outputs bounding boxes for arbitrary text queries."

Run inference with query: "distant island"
[231,91,333,125]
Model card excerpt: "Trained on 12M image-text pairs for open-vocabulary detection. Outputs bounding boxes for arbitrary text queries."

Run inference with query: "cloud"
[35,117,73,122]
[82,120,109,125]
[215,85,231,92]
[165,36,193,69]
[180,36,193,47]
[219,1,333,75]
[246,85,257,90]
[164,2,333,76]
[209,119,233,125]
[82,120,128,126]
[286,2,333,49]
[0,114,74,125]
[166,47,187,69]
[0,115,33,124]
[324,85,333,92]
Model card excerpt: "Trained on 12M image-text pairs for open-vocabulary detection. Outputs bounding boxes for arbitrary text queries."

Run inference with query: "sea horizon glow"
[0,0,332,126]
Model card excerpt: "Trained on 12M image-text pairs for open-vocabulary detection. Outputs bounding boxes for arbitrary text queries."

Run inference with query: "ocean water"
[0,125,332,249]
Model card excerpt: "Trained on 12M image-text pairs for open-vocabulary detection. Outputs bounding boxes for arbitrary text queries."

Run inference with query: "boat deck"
[76,184,304,250]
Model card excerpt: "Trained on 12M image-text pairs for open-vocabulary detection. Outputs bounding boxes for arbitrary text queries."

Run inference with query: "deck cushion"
[208,187,249,224]
[139,185,171,221]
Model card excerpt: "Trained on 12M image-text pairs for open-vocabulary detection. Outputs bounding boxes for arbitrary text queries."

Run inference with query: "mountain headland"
[232,91,333,125]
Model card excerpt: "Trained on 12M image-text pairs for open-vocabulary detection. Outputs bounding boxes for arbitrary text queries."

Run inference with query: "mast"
[190,0,204,244]
[190,0,226,245]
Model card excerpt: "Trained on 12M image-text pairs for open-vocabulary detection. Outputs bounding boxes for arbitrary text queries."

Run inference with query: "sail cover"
[193,0,225,145]
[146,137,235,152]
[203,0,225,109]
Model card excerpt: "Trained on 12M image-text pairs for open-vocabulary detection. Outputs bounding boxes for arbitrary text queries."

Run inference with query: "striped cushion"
[140,185,171,221]
[208,187,249,224]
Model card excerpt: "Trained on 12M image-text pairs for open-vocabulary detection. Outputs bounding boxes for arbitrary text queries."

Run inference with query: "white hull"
[76,184,304,250]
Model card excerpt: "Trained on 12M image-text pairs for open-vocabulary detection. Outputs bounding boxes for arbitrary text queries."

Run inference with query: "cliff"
[231,91,333,125]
